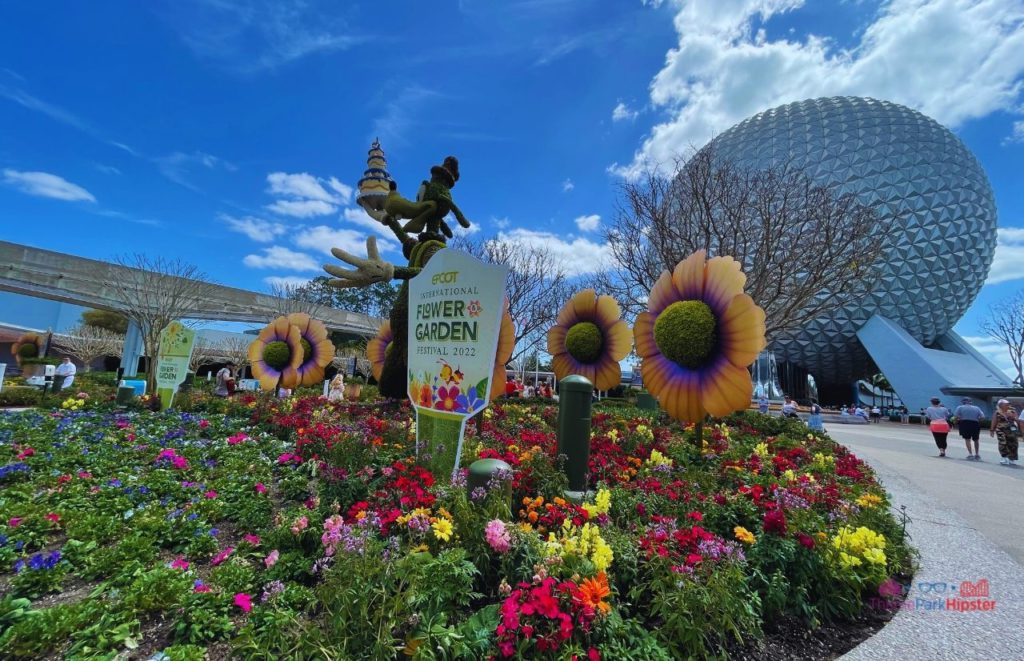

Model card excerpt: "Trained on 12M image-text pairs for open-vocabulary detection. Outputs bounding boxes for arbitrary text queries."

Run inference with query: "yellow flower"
[431,518,453,542]
[753,442,770,459]
[646,449,674,468]
[783,469,796,482]
[856,493,883,508]
[734,526,755,544]
[583,488,612,518]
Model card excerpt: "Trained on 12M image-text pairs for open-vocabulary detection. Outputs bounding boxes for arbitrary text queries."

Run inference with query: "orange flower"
[489,301,516,401]
[547,290,632,391]
[367,320,393,382]
[578,572,612,615]
[634,250,766,423]
[416,384,432,408]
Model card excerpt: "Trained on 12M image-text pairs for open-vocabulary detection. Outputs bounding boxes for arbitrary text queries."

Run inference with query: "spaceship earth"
[710,97,998,383]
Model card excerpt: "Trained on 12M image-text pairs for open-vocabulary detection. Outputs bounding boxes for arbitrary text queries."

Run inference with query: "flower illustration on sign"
[467,300,482,317]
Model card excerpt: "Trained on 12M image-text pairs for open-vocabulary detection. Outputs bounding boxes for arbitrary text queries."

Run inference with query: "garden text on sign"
[155,321,196,410]
[407,249,508,478]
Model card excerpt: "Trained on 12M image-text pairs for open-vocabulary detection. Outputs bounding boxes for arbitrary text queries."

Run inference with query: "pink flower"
[290,516,309,535]
[171,556,189,570]
[264,549,280,569]
[277,452,301,464]
[193,580,211,593]
[227,433,248,445]
[234,593,253,612]
[254,483,267,494]
[199,419,210,428]
[77,471,92,479]
[8,517,23,528]
[45,512,60,523]
[156,449,176,460]
[485,519,512,554]
[16,447,35,460]
[211,547,235,566]
[171,456,189,470]
[243,534,261,545]
[204,490,218,499]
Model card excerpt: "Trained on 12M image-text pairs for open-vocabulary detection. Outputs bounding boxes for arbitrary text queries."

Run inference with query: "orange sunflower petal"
[700,360,753,417]
[703,256,746,313]
[247,339,264,363]
[489,363,506,401]
[671,250,706,301]
[285,325,304,369]
[593,294,622,330]
[496,310,516,364]
[551,353,575,382]
[647,270,676,315]
[257,372,280,392]
[272,315,293,340]
[604,319,633,362]
[311,338,335,368]
[280,365,300,389]
[593,355,622,391]
[286,312,311,335]
[547,324,568,356]
[572,289,598,322]
[719,294,767,367]
[633,312,657,360]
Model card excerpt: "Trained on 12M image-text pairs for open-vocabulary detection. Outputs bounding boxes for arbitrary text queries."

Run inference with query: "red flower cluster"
[638,516,716,566]
[496,576,603,657]
[763,509,787,536]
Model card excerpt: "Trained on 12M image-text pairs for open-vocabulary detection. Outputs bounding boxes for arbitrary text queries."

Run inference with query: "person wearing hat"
[214,361,236,398]
[924,397,951,457]
[953,397,984,460]
[990,399,1020,466]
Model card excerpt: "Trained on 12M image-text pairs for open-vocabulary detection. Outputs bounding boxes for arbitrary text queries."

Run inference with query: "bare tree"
[109,254,216,392]
[53,325,124,371]
[188,336,220,373]
[268,282,323,320]
[981,292,1024,385]
[450,236,572,364]
[596,146,892,340]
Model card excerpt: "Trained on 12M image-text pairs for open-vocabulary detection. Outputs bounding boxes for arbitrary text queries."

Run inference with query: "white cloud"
[961,335,1015,380]
[561,178,574,192]
[493,216,511,229]
[266,199,337,218]
[619,0,1024,175]
[341,207,401,246]
[986,227,1024,285]
[574,214,601,232]
[1,169,95,202]
[242,246,320,271]
[155,151,234,190]
[293,225,371,257]
[1005,120,1024,145]
[221,214,286,242]
[263,275,312,289]
[95,163,121,175]
[612,101,638,122]
[264,171,353,217]
[491,228,614,277]
[266,172,337,203]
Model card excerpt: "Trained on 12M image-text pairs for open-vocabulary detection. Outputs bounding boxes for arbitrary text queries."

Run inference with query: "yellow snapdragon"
[582,488,612,518]
[543,520,614,571]
[753,442,770,459]
[645,449,673,468]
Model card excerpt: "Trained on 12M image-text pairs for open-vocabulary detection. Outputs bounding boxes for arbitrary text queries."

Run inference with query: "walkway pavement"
[833,422,1024,659]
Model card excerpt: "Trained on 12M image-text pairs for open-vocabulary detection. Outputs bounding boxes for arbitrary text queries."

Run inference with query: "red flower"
[763,509,787,536]
[796,532,815,549]
[45,512,60,523]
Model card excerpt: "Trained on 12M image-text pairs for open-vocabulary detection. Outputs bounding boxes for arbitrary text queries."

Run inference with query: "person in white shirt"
[214,362,236,397]
[54,357,76,391]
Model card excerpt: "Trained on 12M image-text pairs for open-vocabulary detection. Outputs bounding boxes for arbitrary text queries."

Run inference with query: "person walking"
[990,398,1020,466]
[808,398,824,432]
[214,362,236,398]
[54,357,77,392]
[870,405,882,423]
[757,394,770,414]
[924,397,951,457]
[953,397,984,460]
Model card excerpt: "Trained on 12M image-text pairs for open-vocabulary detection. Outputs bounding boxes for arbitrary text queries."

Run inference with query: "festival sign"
[155,321,197,410]
[407,249,508,478]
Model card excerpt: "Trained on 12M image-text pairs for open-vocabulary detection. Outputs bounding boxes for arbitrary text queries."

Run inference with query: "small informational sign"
[0,363,6,393]
[155,321,196,410]
[407,249,508,478]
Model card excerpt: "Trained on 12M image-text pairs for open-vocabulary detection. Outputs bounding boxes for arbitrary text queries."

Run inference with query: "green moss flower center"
[565,322,603,364]
[263,341,292,370]
[654,301,717,369]
[17,344,38,358]
[300,338,312,363]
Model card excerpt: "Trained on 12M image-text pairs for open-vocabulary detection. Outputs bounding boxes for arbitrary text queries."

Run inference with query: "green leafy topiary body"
[300,338,312,363]
[17,344,38,358]
[565,322,603,364]
[263,341,291,370]
[654,301,717,369]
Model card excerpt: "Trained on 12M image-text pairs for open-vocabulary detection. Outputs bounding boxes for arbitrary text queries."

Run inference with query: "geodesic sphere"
[710,97,998,384]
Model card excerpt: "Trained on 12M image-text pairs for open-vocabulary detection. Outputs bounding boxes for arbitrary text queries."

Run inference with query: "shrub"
[0,387,43,408]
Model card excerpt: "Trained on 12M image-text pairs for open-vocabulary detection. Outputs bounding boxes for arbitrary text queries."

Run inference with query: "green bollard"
[116,386,135,405]
[637,390,658,411]
[468,458,512,506]
[557,375,593,493]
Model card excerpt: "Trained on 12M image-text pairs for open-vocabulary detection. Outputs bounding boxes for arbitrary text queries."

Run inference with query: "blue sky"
[1,0,1023,371]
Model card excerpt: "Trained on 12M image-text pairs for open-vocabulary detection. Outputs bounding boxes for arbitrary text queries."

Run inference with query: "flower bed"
[0,396,912,659]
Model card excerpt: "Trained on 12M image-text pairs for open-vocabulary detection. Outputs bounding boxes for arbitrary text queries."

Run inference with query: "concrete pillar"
[120,319,143,377]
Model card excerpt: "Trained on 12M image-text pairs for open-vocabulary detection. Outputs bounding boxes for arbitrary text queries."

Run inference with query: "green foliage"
[654,300,718,368]
[262,341,291,370]
[16,344,39,358]
[18,356,59,366]
[565,321,603,363]
[81,308,130,334]
[0,387,43,408]
[299,338,312,363]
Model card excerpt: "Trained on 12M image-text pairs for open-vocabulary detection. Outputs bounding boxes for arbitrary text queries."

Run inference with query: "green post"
[116,386,135,405]
[468,458,512,506]
[637,390,658,410]
[557,375,593,492]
